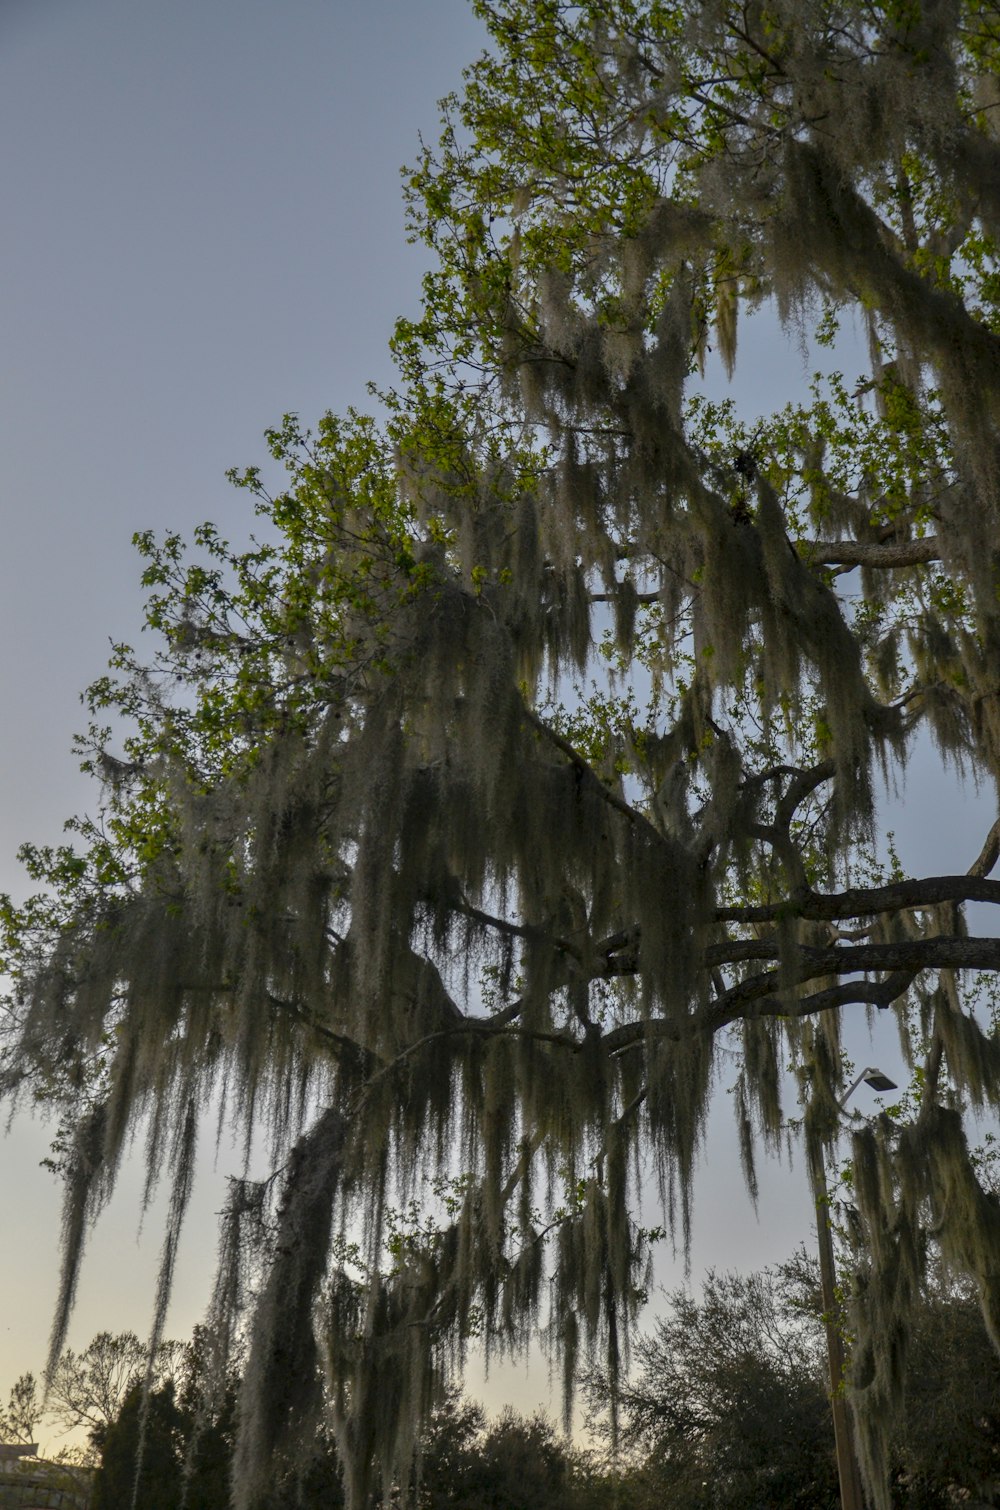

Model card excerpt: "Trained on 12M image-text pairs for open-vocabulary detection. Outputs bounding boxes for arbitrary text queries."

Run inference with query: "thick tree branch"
[802,537,940,568]
[706,935,1000,1024]
[706,969,919,1030]
[266,992,383,1079]
[602,937,1000,1053]
[715,816,1000,928]
[715,873,1000,925]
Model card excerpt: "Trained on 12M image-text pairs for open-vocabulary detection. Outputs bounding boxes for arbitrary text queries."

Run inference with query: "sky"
[0,0,995,1444]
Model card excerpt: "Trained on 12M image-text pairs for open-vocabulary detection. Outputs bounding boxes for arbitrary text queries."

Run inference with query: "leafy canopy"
[5,2,1000,1506]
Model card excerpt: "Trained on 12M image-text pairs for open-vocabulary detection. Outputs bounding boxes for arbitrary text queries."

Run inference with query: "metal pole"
[811,1143,866,1510]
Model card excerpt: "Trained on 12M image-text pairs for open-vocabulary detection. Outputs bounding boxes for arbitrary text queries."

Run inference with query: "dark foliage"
[91,1381,187,1510]
[409,1392,603,1510]
[588,1260,1000,1510]
[588,1265,840,1510]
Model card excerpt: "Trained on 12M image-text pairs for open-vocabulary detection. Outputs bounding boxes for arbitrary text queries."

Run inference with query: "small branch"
[523,707,666,848]
[349,1018,580,1115]
[589,589,660,605]
[265,991,382,1078]
[450,897,553,945]
[969,818,1000,879]
[919,1033,945,1117]
[774,761,837,829]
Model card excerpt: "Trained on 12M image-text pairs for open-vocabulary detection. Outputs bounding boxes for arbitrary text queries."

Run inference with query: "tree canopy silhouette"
[4,2,1000,1506]
[587,1257,1000,1508]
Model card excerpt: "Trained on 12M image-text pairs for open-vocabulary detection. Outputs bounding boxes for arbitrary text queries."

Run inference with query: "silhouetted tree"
[588,1259,1000,1509]
[91,1380,186,1510]
[588,1265,839,1510]
[46,1330,182,1455]
[889,1278,1000,1506]
[413,1393,601,1510]
[0,1371,43,1445]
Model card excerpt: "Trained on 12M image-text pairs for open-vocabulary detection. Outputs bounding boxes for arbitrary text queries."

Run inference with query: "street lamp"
[812,1066,897,1510]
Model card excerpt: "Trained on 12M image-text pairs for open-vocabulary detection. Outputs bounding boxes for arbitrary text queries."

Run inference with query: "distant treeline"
[4,1256,998,1508]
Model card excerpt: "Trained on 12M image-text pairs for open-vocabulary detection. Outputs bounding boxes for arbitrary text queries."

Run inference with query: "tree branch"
[802,537,940,569]
[705,936,1000,1025]
[602,936,1000,1052]
[523,706,667,848]
[715,873,1000,925]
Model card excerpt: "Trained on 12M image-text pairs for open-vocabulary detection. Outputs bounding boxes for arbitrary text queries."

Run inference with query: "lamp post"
[811,1066,897,1510]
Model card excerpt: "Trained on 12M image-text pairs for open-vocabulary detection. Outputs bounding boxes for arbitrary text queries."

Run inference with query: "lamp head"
[863,1070,897,1093]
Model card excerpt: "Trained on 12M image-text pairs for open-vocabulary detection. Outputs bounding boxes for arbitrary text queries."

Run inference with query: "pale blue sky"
[0,0,492,1417]
[0,0,993,1439]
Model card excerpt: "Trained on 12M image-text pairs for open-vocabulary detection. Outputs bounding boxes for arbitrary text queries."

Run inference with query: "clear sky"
[0,0,994,1442]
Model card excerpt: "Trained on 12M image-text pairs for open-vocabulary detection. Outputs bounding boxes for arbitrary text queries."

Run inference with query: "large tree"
[588,1258,1000,1508]
[45,1330,183,1453]
[4,1,1000,1505]
[589,1265,840,1510]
